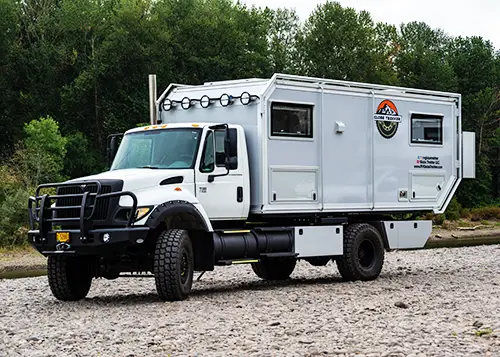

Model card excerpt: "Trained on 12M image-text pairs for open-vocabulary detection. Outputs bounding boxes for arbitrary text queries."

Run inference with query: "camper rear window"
[411,113,443,145]
[271,102,313,138]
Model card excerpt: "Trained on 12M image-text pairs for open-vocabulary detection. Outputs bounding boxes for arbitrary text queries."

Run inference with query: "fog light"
[102,233,111,243]
[136,238,144,244]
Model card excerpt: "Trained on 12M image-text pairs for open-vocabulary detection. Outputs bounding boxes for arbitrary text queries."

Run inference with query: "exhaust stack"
[149,74,157,125]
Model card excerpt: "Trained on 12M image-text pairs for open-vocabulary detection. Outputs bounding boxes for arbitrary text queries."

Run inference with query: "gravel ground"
[1,245,499,357]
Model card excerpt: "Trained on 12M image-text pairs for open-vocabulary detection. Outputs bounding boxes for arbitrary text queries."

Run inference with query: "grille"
[55,184,112,220]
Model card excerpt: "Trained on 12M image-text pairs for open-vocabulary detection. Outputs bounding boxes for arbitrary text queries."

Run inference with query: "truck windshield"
[110,128,202,170]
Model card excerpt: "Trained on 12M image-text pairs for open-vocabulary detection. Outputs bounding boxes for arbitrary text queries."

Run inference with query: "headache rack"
[28,180,138,242]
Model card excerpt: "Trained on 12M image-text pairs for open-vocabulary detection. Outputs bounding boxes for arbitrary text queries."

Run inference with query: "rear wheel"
[153,229,194,301]
[251,257,296,280]
[336,223,385,281]
[47,256,93,301]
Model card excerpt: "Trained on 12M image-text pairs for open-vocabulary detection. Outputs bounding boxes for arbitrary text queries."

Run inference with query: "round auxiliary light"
[162,99,172,111]
[102,233,111,243]
[240,91,251,105]
[181,97,191,110]
[220,93,232,107]
[200,95,211,108]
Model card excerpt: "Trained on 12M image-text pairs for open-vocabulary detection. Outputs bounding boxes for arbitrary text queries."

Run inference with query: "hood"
[66,168,192,191]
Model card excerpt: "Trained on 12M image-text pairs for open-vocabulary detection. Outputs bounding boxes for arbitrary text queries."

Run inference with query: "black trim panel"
[160,176,184,185]
[145,200,210,231]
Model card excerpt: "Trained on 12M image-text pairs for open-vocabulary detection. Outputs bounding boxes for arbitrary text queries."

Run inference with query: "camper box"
[157,73,476,217]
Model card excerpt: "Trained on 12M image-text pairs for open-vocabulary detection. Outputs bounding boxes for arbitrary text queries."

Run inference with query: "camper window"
[271,102,313,138]
[411,113,443,145]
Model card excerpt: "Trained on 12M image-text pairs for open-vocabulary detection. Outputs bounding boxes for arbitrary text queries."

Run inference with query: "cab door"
[194,127,245,220]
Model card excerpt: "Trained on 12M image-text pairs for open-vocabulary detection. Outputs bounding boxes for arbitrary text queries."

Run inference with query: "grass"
[434,218,500,231]
[475,328,493,337]
[0,244,36,256]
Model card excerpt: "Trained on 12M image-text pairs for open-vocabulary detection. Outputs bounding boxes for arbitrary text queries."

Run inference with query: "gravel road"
[1,245,499,357]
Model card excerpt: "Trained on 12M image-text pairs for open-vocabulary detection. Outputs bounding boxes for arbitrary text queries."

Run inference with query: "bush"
[444,197,461,221]
[469,206,500,221]
[0,187,31,247]
[433,214,445,225]
[10,116,68,188]
[0,116,68,247]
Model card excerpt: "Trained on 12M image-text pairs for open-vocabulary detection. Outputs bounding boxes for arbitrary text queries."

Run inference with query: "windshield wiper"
[138,165,160,169]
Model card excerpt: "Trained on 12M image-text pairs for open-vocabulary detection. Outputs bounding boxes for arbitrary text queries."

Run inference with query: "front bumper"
[28,226,150,256]
[28,180,148,256]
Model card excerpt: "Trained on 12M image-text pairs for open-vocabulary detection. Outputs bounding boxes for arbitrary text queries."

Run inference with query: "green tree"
[394,22,457,92]
[265,7,301,74]
[0,0,20,157]
[11,116,67,188]
[297,1,393,83]
[63,131,102,178]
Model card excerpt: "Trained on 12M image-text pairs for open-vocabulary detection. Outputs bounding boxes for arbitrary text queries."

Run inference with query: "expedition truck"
[28,73,476,302]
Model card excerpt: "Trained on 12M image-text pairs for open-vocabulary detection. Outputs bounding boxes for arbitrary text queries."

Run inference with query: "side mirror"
[225,156,238,170]
[107,133,123,167]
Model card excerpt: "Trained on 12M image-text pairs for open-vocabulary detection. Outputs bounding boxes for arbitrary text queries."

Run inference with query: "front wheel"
[47,256,93,301]
[335,223,385,281]
[153,229,194,301]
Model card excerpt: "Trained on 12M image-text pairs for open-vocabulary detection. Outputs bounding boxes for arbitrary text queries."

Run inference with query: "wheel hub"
[358,239,375,269]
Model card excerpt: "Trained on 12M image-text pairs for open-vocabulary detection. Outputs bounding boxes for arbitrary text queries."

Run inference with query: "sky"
[241,0,500,50]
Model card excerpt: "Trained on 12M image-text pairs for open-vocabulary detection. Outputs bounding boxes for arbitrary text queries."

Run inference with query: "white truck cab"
[27,74,476,302]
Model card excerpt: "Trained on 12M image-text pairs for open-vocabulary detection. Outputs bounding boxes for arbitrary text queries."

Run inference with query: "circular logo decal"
[374,99,401,139]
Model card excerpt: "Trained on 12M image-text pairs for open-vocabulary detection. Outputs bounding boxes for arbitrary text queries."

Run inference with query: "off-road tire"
[251,257,296,280]
[153,229,194,301]
[47,256,93,301]
[336,223,385,281]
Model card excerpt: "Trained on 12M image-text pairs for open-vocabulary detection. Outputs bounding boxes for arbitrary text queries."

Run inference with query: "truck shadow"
[78,275,347,305]
[73,270,422,306]
[191,275,345,298]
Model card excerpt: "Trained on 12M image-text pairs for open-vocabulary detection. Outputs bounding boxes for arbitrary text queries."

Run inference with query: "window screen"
[411,113,443,145]
[271,102,313,138]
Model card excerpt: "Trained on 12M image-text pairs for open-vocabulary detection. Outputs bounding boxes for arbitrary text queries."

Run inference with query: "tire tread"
[47,256,92,301]
[153,229,193,301]
[336,223,384,281]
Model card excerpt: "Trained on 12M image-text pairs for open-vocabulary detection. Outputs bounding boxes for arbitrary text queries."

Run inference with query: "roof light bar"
[159,92,259,112]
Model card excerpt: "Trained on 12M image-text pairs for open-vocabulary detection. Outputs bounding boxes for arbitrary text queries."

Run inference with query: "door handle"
[237,187,243,202]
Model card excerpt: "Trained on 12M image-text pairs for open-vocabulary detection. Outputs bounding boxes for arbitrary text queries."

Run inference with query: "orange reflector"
[144,126,150,130]
[152,125,158,129]
[56,232,70,243]
[174,187,182,191]
[161,124,167,128]
[191,124,200,127]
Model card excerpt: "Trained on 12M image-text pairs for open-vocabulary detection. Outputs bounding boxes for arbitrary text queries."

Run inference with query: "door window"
[215,130,226,167]
[200,131,215,173]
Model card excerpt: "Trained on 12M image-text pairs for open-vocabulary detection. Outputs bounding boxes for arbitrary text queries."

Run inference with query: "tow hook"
[56,243,71,251]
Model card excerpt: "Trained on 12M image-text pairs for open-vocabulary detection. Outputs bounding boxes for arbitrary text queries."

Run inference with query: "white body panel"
[462,131,476,179]
[294,226,343,257]
[154,74,471,217]
[383,220,433,249]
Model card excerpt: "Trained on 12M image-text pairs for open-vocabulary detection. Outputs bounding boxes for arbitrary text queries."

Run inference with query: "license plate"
[56,232,70,243]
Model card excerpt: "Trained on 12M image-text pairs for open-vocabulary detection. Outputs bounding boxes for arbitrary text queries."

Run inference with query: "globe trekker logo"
[373,99,402,139]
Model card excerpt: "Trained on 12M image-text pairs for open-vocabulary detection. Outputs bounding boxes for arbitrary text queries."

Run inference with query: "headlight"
[134,206,153,221]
